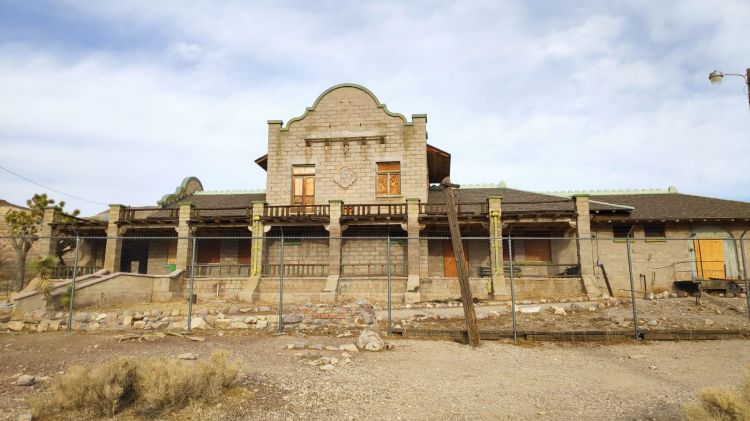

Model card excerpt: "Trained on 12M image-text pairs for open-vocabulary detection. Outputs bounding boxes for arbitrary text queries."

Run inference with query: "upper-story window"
[291,165,315,207]
[376,162,401,196]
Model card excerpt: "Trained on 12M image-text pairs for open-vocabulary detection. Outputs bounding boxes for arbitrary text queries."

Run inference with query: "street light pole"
[708,67,750,110]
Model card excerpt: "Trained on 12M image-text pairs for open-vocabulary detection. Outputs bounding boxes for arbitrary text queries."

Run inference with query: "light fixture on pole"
[708,67,750,110]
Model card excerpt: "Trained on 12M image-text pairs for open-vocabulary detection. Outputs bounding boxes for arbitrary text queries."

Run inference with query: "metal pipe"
[279,228,285,333]
[508,226,517,341]
[740,228,749,321]
[387,234,392,336]
[66,235,80,334]
[625,225,639,340]
[187,236,196,332]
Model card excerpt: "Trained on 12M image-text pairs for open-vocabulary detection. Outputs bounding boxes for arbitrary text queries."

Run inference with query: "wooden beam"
[441,177,480,347]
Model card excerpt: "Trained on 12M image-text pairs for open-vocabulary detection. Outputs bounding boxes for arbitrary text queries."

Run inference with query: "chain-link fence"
[1,234,748,339]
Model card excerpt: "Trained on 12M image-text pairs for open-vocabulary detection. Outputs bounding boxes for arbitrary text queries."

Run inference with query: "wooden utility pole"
[442,177,481,347]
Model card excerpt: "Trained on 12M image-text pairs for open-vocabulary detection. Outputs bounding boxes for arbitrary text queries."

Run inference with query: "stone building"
[17,84,750,304]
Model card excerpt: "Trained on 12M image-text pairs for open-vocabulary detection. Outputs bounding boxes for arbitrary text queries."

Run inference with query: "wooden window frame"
[376,162,401,197]
[644,224,666,241]
[291,165,315,208]
[612,225,633,240]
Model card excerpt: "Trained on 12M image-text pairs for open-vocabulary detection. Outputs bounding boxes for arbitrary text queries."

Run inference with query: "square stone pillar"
[487,196,509,298]
[35,207,58,259]
[574,194,601,297]
[322,200,343,302]
[239,201,266,302]
[174,202,194,270]
[103,204,124,273]
[405,198,421,303]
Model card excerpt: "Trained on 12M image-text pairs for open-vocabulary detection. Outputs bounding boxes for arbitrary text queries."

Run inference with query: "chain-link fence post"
[625,227,639,340]
[66,235,80,334]
[507,232,517,341]
[740,232,749,321]
[187,236,196,333]
[278,231,285,333]
[386,234,392,336]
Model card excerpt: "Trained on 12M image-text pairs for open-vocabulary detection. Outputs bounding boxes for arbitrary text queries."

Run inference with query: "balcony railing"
[119,207,178,224]
[341,204,407,219]
[263,205,330,219]
[419,202,488,216]
[261,263,329,277]
[190,207,252,224]
[190,264,251,278]
[341,263,407,277]
[52,266,102,279]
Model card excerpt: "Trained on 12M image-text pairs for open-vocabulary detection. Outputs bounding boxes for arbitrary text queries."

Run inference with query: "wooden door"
[444,241,469,277]
[292,174,315,214]
[694,239,725,279]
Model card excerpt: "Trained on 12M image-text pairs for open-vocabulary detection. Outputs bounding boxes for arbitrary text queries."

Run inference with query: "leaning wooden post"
[442,177,481,347]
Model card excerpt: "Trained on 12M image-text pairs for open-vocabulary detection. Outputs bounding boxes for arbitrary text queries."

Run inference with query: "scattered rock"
[704,319,715,326]
[16,375,35,386]
[190,317,208,330]
[553,307,567,316]
[292,341,308,350]
[339,343,359,353]
[122,315,133,326]
[519,306,541,314]
[282,314,304,324]
[133,321,146,329]
[95,313,107,322]
[255,320,269,329]
[319,364,335,371]
[356,330,384,352]
[229,321,250,329]
[629,354,644,360]
[8,321,25,332]
[178,353,198,360]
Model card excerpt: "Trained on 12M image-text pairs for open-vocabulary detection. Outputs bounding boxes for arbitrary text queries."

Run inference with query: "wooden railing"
[341,204,407,218]
[419,202,488,216]
[263,205,330,218]
[119,207,178,222]
[190,207,251,219]
[261,264,329,277]
[190,264,251,278]
[52,266,102,279]
[341,263,407,277]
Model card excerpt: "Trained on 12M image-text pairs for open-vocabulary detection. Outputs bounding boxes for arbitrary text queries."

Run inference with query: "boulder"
[255,320,269,329]
[319,364,335,371]
[95,313,108,322]
[8,321,25,332]
[133,321,146,329]
[73,312,89,322]
[356,330,384,352]
[122,315,133,327]
[339,343,359,353]
[553,307,567,316]
[229,321,250,329]
[282,314,304,324]
[190,317,208,330]
[519,306,541,314]
[214,319,232,329]
[16,375,35,386]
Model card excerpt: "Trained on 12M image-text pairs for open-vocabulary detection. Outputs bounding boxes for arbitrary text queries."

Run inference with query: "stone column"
[103,204,124,273]
[322,200,343,302]
[239,201,266,302]
[405,198,421,303]
[35,207,58,259]
[174,202,194,270]
[487,196,509,297]
[574,194,601,297]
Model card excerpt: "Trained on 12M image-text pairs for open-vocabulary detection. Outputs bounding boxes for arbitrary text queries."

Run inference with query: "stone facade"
[265,84,428,205]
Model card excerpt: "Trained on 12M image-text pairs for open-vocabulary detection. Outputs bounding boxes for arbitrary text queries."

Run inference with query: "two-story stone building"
[27,84,750,304]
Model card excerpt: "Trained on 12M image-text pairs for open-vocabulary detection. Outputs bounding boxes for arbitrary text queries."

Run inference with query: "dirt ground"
[1,330,750,421]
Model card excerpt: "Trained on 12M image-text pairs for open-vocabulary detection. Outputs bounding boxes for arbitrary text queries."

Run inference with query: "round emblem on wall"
[335,166,357,189]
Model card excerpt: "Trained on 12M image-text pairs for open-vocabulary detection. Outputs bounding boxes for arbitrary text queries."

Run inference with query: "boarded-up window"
[197,239,221,264]
[523,239,551,262]
[376,162,400,196]
[613,225,632,239]
[644,224,665,239]
[237,239,251,264]
[292,165,315,207]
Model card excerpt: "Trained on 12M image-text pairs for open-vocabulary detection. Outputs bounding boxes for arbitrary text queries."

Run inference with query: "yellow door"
[694,239,725,279]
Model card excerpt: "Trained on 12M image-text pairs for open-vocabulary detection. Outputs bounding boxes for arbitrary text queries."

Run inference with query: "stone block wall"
[265,85,428,206]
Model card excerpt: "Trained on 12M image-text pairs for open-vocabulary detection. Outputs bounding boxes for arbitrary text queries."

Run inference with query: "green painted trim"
[280,83,414,131]
[487,196,503,200]
[543,187,678,196]
[178,201,194,207]
[412,113,427,119]
[267,120,283,125]
[328,199,344,204]
[195,189,266,195]
[405,198,421,202]
[108,204,124,208]
[158,176,204,206]
[572,193,590,198]
[252,200,267,205]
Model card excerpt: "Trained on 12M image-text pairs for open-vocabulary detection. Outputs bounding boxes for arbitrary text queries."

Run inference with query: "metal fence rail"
[0,234,748,339]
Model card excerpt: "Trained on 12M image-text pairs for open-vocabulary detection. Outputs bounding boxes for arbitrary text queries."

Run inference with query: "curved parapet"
[276,83,415,131]
[157,176,204,206]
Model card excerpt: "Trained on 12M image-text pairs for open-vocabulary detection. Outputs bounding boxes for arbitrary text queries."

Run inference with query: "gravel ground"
[387,296,750,332]
[1,330,749,420]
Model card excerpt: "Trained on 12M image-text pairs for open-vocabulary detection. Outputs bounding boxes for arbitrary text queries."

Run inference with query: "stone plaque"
[334,166,357,189]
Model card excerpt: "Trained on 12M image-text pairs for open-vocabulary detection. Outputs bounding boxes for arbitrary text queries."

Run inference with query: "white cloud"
[1,0,749,216]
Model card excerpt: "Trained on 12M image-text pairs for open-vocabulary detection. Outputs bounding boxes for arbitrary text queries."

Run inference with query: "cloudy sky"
[1,0,749,215]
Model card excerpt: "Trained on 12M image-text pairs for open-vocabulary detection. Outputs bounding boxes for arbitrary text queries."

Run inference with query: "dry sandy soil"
[1,330,749,420]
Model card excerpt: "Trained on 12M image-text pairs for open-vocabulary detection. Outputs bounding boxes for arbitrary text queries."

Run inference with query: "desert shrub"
[684,365,750,420]
[135,350,239,416]
[31,357,138,417]
[30,350,239,419]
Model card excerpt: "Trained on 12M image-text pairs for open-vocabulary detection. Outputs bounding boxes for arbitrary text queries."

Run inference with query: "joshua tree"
[28,255,59,304]
[5,194,79,291]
